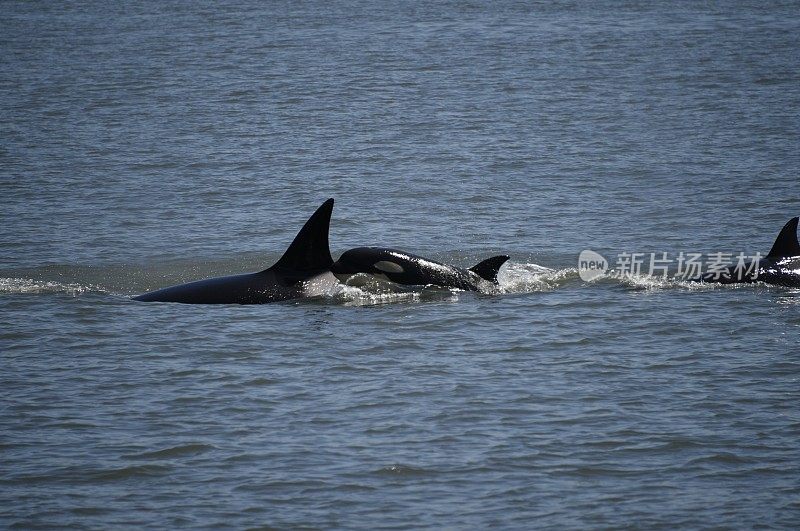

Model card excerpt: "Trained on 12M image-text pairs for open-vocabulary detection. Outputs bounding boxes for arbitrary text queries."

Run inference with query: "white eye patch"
[373,261,404,274]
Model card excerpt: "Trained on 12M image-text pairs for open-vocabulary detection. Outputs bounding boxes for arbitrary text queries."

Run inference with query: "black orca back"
[135,198,336,304]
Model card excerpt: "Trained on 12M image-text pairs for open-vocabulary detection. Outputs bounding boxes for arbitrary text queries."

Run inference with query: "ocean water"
[2,1,800,528]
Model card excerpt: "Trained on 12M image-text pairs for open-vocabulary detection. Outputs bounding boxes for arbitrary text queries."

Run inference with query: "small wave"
[88,464,171,481]
[687,452,755,466]
[0,277,105,295]
[70,507,112,516]
[125,443,215,460]
[3,464,171,485]
[374,464,432,477]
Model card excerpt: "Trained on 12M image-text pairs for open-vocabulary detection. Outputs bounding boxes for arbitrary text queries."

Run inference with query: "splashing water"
[497,262,578,293]
[0,277,105,296]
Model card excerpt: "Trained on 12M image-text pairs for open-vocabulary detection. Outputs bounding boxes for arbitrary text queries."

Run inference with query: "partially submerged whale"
[134,199,338,304]
[696,217,800,287]
[331,247,509,291]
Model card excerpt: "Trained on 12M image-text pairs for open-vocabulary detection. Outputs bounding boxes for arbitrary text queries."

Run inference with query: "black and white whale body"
[331,247,509,291]
[696,217,800,287]
[134,199,338,304]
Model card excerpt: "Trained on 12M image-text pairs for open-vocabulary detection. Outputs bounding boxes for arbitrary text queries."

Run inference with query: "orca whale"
[134,199,338,304]
[696,217,800,287]
[331,247,509,291]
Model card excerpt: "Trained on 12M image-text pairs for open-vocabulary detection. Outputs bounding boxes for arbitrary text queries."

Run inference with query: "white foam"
[615,273,723,291]
[0,277,104,295]
[319,262,577,303]
[497,262,577,294]
[322,273,458,306]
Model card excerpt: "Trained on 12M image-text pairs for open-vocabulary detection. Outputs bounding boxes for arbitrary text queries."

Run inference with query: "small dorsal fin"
[267,198,334,274]
[766,217,800,259]
[469,255,510,283]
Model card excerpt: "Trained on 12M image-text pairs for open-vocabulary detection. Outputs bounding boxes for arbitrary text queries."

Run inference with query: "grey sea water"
[2,1,799,528]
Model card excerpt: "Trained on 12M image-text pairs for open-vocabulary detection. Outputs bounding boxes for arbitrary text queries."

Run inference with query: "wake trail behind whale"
[0,277,107,296]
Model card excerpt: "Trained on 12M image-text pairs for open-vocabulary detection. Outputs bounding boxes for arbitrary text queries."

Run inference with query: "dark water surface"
[2,1,800,528]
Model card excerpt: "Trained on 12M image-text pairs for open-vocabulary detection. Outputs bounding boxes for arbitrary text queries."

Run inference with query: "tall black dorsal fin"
[469,255,510,283]
[766,217,800,259]
[267,198,334,274]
